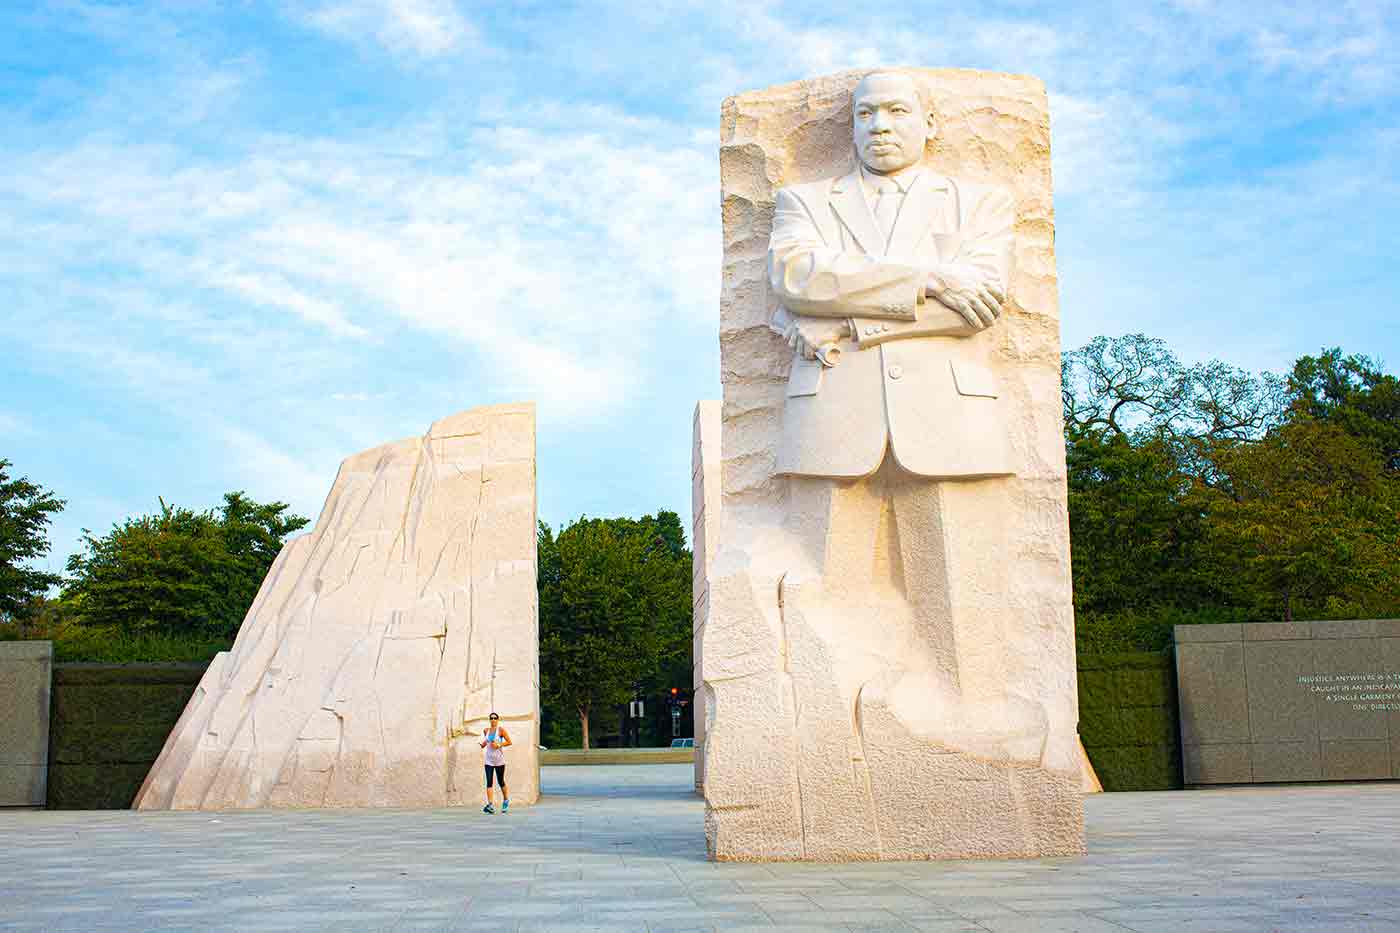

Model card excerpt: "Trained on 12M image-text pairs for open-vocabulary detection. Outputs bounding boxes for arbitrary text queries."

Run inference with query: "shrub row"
[47,663,206,809]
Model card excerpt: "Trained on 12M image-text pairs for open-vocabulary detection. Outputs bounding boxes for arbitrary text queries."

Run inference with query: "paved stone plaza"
[2,764,1399,932]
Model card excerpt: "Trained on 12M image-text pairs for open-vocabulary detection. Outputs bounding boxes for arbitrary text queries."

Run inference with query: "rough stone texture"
[691,401,722,794]
[698,398,1102,803]
[0,641,51,807]
[134,403,539,810]
[1176,619,1400,784]
[704,69,1084,860]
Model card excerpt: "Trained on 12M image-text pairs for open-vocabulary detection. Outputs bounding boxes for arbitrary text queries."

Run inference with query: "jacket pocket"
[950,361,999,398]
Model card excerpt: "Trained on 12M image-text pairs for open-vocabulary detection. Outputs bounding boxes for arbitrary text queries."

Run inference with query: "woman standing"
[481,712,512,814]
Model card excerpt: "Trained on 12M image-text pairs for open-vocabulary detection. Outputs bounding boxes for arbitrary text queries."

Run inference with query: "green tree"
[65,492,308,639]
[1063,335,1399,650]
[538,513,691,749]
[1062,333,1286,446]
[1288,348,1400,472]
[1065,428,1209,615]
[0,459,65,621]
[1196,419,1400,622]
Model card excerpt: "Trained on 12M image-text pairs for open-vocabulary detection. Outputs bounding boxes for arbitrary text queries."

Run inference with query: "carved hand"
[926,265,1005,329]
[783,317,851,362]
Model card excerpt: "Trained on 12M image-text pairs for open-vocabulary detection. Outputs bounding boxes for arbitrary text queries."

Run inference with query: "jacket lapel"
[828,170,882,257]
[886,171,951,260]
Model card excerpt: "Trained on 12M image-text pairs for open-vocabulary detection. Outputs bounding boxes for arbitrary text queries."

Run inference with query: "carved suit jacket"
[767,166,1016,479]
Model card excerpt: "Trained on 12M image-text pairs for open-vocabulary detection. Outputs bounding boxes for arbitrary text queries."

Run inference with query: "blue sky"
[3,0,1398,573]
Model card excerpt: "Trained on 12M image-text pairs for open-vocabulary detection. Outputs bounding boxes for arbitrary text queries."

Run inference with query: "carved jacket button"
[887,364,903,380]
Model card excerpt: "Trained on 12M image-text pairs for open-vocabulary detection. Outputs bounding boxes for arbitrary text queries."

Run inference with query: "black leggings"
[484,764,506,788]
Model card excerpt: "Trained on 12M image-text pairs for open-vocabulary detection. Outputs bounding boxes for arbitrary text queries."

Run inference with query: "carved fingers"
[784,318,851,361]
[783,320,817,360]
[927,265,1005,330]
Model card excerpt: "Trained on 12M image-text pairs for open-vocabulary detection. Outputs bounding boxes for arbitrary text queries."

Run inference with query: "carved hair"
[853,69,933,118]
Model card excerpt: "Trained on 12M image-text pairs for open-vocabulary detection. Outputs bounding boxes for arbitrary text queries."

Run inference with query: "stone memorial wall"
[1176,620,1400,784]
[0,641,51,807]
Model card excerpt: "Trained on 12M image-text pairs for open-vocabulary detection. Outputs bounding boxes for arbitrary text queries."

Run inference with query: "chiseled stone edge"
[133,403,539,811]
[706,67,1085,860]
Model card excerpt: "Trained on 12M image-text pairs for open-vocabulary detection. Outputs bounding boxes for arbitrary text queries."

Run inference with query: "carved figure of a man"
[768,70,1043,759]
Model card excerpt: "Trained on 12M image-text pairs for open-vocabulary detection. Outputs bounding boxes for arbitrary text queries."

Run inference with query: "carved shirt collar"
[859,162,922,196]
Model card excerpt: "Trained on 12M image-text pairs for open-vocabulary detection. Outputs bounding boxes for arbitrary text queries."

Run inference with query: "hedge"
[1077,651,1181,791]
[43,652,1184,807]
[47,663,206,809]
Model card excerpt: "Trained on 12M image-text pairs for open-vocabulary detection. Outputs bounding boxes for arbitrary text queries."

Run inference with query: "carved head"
[852,71,934,175]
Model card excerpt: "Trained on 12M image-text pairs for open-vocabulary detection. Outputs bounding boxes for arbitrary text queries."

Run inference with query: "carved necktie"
[872,179,902,252]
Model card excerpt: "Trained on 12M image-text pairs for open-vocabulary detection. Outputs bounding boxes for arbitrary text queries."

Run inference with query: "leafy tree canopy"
[1066,336,1400,650]
[1066,429,1210,615]
[538,512,691,749]
[64,491,308,640]
[1288,348,1400,472]
[1195,419,1400,622]
[0,459,65,621]
[1062,333,1287,444]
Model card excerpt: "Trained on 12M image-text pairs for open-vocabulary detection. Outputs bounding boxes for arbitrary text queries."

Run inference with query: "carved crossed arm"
[768,188,924,322]
[851,186,1016,348]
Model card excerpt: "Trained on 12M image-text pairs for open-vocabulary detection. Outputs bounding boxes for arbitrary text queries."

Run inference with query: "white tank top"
[485,728,506,766]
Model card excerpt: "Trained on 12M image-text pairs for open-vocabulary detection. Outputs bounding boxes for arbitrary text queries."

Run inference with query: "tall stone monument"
[692,400,723,793]
[135,402,539,810]
[702,68,1085,860]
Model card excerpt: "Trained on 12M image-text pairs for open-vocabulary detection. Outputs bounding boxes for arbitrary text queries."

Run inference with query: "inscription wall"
[0,641,51,807]
[1175,620,1400,784]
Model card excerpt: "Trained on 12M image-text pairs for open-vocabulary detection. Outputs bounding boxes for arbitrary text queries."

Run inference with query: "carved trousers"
[784,452,1012,701]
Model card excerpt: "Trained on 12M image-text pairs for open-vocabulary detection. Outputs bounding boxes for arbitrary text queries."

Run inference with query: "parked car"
[670,738,694,748]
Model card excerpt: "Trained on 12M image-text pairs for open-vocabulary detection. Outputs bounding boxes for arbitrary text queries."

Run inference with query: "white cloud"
[294,0,480,59]
[1047,93,1150,206]
[219,424,339,518]
[3,104,716,423]
[9,0,1400,559]
[203,265,369,339]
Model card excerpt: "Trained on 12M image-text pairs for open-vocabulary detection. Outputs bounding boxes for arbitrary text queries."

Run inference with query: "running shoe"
[502,799,510,813]
[482,803,495,814]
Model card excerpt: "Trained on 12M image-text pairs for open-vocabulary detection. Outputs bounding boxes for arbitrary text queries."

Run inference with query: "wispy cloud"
[203,266,369,339]
[4,0,1399,557]
[219,424,340,512]
[4,109,716,423]
[291,0,481,59]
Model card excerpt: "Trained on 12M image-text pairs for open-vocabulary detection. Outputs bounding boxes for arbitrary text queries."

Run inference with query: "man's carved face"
[853,72,932,175]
